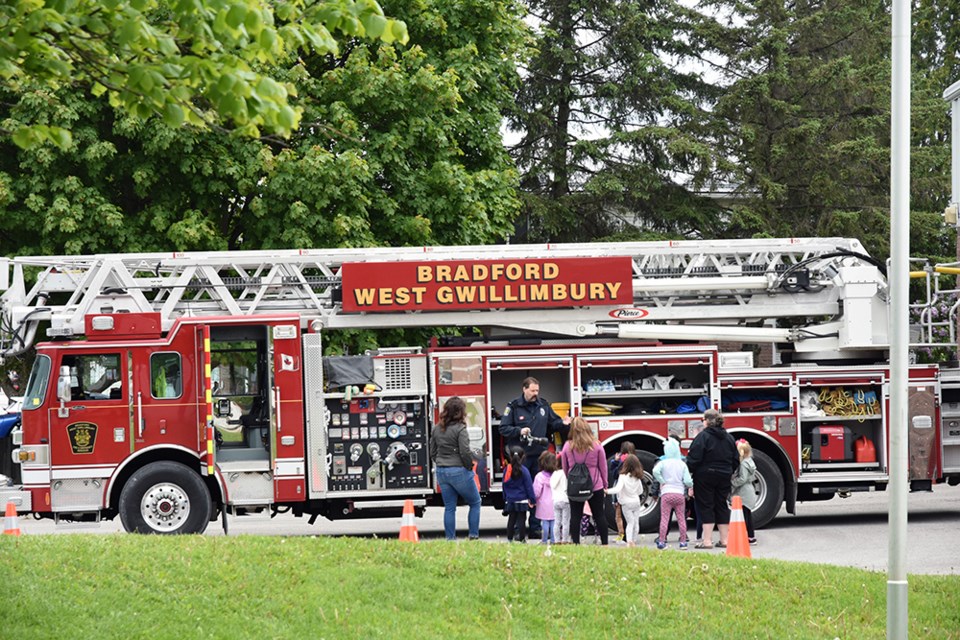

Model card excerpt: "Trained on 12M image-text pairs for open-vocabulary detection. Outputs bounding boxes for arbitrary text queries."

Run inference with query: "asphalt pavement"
[14,483,960,575]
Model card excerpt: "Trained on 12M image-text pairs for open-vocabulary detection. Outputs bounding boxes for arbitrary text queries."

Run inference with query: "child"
[533,451,558,544]
[652,438,694,549]
[731,439,758,544]
[502,447,536,542]
[549,455,571,543]
[605,454,645,547]
[608,441,636,542]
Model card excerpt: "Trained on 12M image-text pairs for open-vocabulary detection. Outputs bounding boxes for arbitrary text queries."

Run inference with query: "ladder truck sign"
[341,257,634,312]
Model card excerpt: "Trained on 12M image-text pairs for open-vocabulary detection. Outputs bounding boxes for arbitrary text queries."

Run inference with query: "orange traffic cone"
[725,496,751,558]
[3,501,21,536]
[399,499,419,542]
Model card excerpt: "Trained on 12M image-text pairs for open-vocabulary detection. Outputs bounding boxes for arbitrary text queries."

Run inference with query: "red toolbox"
[811,425,854,461]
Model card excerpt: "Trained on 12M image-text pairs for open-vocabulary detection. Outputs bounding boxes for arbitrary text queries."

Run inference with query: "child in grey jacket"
[731,439,758,544]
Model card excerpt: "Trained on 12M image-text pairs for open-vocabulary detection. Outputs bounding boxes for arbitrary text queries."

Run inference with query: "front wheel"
[119,461,213,534]
[750,449,784,529]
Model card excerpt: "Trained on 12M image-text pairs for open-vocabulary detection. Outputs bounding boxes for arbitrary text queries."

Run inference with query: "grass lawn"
[1,535,957,639]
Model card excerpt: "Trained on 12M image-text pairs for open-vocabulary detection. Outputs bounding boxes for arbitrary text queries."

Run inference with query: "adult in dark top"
[499,376,571,536]
[686,409,740,549]
[430,397,482,541]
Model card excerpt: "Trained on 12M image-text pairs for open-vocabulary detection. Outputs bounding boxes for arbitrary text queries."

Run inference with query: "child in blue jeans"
[502,447,536,542]
[533,451,559,543]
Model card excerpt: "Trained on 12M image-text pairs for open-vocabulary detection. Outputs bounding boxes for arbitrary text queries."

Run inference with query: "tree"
[507,0,727,243]
[0,0,409,148]
[709,0,953,263]
[0,0,526,255]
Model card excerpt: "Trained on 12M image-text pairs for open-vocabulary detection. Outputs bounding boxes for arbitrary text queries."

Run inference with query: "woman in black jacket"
[686,409,740,549]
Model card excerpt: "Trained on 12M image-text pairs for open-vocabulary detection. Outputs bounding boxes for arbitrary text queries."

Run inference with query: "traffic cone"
[3,501,21,536]
[399,499,419,542]
[725,496,751,558]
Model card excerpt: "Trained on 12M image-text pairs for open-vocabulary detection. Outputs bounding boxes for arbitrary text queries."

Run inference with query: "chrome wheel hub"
[141,482,190,532]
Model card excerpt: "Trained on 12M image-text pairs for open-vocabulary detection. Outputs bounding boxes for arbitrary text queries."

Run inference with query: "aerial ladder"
[0,237,897,361]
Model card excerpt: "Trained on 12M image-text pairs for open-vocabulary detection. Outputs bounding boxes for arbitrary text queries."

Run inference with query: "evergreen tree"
[507,0,726,242]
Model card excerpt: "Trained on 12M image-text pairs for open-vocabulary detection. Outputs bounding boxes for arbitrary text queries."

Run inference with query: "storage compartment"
[940,379,960,473]
[578,354,712,417]
[487,358,574,482]
[798,378,884,472]
[720,378,791,414]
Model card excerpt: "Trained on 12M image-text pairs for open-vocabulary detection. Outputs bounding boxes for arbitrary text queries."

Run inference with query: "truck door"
[270,323,306,501]
[47,350,130,511]
[135,329,199,460]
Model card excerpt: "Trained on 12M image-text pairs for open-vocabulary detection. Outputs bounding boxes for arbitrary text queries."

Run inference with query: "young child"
[652,438,694,549]
[549,455,571,544]
[731,439,758,544]
[502,447,536,542]
[533,451,558,544]
[605,453,645,547]
[608,441,636,542]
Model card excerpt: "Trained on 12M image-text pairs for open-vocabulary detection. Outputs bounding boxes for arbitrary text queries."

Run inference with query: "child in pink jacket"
[533,451,559,543]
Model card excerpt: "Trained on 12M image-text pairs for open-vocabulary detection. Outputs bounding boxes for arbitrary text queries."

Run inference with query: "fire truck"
[1,237,958,534]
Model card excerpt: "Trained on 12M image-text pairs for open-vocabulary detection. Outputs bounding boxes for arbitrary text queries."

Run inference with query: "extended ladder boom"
[0,237,888,357]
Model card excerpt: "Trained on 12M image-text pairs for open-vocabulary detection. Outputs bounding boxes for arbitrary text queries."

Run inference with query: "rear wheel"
[119,461,212,534]
[750,449,784,529]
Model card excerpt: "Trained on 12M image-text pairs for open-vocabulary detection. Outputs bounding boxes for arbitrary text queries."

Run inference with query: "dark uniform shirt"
[498,395,568,458]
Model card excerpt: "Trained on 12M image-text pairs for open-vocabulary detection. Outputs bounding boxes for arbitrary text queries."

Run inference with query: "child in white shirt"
[605,454,645,547]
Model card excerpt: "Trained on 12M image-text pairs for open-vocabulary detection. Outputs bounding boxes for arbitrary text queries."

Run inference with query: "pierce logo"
[608,307,649,320]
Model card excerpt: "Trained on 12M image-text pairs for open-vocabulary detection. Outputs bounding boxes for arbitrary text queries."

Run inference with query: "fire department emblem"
[67,422,98,454]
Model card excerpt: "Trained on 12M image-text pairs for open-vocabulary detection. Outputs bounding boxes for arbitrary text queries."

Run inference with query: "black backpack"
[567,449,594,502]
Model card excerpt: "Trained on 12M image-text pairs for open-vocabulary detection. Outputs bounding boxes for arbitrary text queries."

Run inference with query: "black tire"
[750,449,784,529]
[604,449,661,534]
[119,461,213,534]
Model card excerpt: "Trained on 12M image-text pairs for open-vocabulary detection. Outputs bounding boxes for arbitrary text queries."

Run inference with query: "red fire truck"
[1,238,958,533]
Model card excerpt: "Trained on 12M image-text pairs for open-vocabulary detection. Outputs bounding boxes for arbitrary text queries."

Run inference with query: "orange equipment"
[399,499,419,542]
[3,501,21,536]
[725,496,751,558]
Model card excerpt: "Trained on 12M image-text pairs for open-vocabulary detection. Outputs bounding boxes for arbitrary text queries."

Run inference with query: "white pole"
[888,0,910,637]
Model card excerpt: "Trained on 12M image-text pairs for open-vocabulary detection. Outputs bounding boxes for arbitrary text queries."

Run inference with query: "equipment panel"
[325,396,428,492]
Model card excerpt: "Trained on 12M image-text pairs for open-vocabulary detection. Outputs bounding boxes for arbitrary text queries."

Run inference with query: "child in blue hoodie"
[652,438,694,549]
[502,447,536,542]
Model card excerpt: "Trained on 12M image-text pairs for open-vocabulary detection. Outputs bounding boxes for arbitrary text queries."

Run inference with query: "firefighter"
[499,376,571,538]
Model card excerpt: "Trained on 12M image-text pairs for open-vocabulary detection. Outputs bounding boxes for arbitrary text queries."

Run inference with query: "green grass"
[1,536,957,639]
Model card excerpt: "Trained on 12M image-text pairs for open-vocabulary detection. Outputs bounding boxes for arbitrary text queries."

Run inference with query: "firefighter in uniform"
[499,376,571,537]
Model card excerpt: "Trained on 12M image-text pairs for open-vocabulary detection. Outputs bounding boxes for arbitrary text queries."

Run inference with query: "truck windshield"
[23,355,51,411]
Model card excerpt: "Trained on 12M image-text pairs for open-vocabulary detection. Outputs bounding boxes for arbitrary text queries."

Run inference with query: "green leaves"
[0,1,410,147]
[11,124,71,150]
[0,1,523,264]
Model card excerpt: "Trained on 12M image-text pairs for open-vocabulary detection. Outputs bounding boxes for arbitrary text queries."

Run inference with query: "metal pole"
[888,0,910,637]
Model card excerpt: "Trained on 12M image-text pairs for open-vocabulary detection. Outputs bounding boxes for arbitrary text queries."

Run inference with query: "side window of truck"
[150,352,183,399]
[61,353,123,401]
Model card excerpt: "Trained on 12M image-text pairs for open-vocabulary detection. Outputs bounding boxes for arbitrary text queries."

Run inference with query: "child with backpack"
[731,439,758,545]
[502,447,536,542]
[652,437,694,550]
[533,451,558,544]
[608,441,636,542]
[605,453,645,547]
